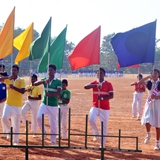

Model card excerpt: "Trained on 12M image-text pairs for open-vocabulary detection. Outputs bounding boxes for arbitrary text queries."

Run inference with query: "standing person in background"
[138,69,160,150]
[0,64,8,137]
[84,67,114,148]
[21,74,41,138]
[0,65,25,145]
[34,64,62,146]
[131,74,145,120]
[58,79,71,140]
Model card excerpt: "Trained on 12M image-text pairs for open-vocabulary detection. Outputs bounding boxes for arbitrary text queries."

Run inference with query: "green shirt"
[58,89,71,105]
[41,77,62,106]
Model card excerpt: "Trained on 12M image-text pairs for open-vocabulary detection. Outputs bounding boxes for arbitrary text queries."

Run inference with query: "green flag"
[38,25,67,72]
[29,17,51,60]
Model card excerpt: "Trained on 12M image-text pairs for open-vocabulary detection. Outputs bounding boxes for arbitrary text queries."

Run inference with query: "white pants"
[21,100,39,133]
[132,92,143,117]
[37,104,58,143]
[2,104,22,143]
[89,107,110,146]
[58,105,68,138]
[0,102,5,133]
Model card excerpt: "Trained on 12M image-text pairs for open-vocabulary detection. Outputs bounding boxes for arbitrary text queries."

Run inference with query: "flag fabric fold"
[111,20,156,68]
[117,62,139,68]
[29,17,51,60]
[68,26,101,70]
[38,26,67,72]
[14,23,33,64]
[0,7,15,59]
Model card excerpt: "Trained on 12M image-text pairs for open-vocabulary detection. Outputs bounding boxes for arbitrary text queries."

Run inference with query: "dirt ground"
[0,74,160,160]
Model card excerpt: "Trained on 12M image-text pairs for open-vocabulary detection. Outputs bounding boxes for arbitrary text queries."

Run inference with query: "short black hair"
[98,67,105,75]
[151,69,160,74]
[0,64,5,69]
[12,64,19,71]
[137,74,143,78]
[62,79,68,86]
[48,64,56,71]
[31,74,37,80]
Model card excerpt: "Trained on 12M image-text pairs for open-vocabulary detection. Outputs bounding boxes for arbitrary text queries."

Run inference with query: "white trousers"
[21,100,39,133]
[2,104,22,143]
[58,105,68,138]
[89,107,110,146]
[132,92,143,117]
[0,102,5,133]
[37,104,58,143]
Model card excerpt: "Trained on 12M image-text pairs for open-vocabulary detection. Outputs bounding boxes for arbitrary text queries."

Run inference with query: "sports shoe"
[99,145,105,148]
[154,144,159,150]
[6,134,11,140]
[137,116,141,120]
[144,136,150,144]
[93,136,100,142]
[132,115,136,118]
[13,142,19,145]
[33,134,37,138]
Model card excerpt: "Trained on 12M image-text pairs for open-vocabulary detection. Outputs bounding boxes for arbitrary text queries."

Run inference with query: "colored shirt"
[0,82,6,101]
[41,77,62,106]
[26,85,41,98]
[134,83,145,92]
[91,80,113,110]
[4,77,25,107]
[58,89,71,105]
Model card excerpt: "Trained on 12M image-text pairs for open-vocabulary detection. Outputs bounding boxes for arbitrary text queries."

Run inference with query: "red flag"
[117,62,139,68]
[68,26,100,70]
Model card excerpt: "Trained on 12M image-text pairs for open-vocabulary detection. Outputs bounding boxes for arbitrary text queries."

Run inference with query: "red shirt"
[91,80,113,110]
[134,83,145,92]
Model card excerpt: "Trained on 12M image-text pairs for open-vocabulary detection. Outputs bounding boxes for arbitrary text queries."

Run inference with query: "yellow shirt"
[26,85,41,98]
[4,77,25,107]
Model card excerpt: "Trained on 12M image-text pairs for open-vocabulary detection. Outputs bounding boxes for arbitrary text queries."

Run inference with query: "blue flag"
[111,20,156,68]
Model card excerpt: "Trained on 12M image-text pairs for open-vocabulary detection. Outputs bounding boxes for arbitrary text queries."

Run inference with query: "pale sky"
[0,0,160,45]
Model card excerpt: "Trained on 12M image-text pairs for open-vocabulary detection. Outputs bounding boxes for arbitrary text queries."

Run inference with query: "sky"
[0,0,160,45]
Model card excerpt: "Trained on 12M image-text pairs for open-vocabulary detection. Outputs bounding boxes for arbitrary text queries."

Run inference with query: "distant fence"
[0,108,142,160]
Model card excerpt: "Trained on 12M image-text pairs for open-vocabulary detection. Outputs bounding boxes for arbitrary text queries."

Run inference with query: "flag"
[14,23,33,64]
[38,26,67,72]
[111,20,156,68]
[29,17,51,60]
[117,62,139,68]
[0,7,15,59]
[68,26,100,70]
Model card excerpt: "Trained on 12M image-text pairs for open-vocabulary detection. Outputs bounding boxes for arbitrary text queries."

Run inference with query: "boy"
[21,74,41,137]
[84,67,114,148]
[131,74,145,120]
[34,64,61,146]
[58,79,71,139]
[0,65,25,145]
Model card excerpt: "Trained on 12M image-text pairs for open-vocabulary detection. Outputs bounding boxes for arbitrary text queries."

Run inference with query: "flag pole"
[46,17,52,106]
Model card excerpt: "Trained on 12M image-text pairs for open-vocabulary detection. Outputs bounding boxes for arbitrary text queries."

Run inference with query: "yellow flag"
[14,23,33,64]
[0,7,15,59]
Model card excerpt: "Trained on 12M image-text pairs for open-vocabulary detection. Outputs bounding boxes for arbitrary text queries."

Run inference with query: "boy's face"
[137,76,142,81]
[62,83,67,90]
[48,67,55,77]
[31,77,37,84]
[151,71,159,81]
[97,70,105,79]
[12,67,18,77]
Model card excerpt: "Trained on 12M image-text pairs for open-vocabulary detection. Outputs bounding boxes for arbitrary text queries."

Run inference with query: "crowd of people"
[0,64,71,146]
[0,63,160,150]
